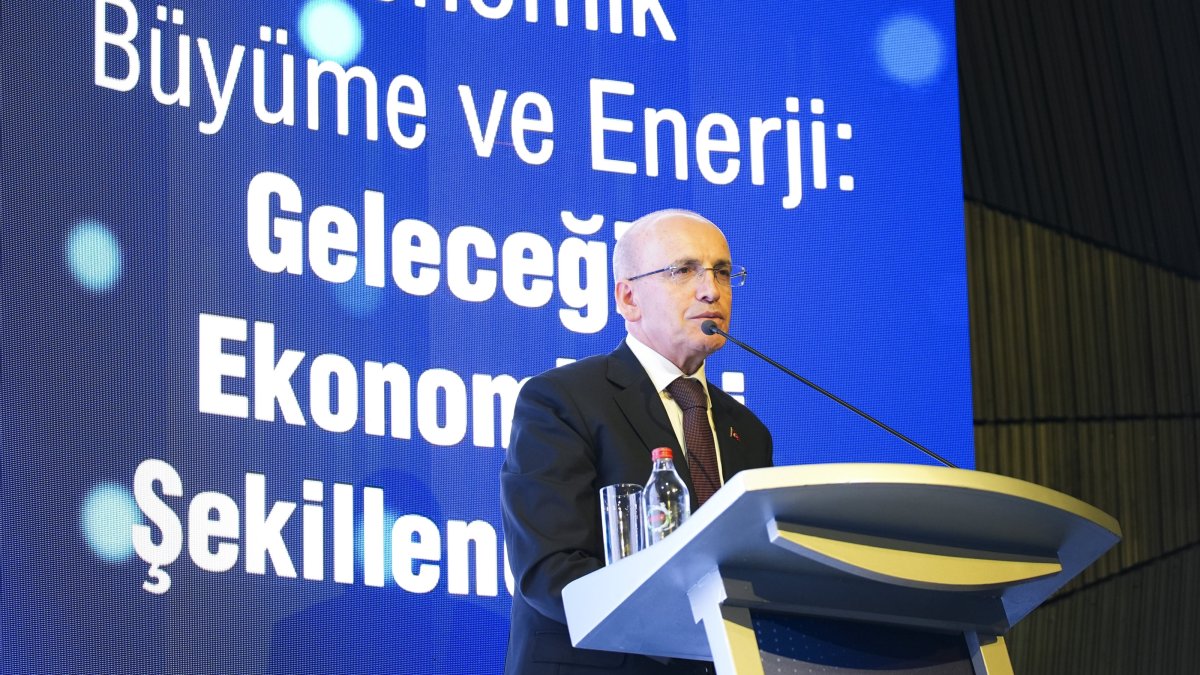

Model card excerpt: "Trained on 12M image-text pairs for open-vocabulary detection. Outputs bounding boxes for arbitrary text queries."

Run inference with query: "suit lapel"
[709,388,747,479]
[606,343,697,493]
[607,343,751,510]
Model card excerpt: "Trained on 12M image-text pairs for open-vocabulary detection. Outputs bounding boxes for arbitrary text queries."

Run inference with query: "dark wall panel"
[960,0,1200,668]
[967,203,1200,427]
[959,0,1200,278]
[967,202,1200,670]
[1006,542,1200,673]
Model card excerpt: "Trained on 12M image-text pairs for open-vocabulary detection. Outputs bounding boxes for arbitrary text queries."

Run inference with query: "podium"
[562,464,1121,674]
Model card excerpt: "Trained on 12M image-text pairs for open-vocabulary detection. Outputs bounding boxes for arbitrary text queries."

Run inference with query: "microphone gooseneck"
[701,320,957,468]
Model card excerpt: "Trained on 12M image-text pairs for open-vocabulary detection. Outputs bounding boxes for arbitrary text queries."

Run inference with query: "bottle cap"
[651,447,673,460]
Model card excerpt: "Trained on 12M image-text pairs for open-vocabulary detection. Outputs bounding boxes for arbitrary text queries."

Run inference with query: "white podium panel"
[563,464,1120,673]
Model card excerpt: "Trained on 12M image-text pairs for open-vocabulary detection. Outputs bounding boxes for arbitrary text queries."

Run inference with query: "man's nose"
[694,268,722,301]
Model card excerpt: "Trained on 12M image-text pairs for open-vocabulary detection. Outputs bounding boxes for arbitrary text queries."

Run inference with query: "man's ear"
[614,279,641,322]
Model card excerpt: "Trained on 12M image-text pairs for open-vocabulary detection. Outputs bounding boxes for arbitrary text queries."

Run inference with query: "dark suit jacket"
[500,341,774,674]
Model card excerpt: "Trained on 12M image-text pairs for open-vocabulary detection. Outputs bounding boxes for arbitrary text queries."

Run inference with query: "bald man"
[500,209,774,674]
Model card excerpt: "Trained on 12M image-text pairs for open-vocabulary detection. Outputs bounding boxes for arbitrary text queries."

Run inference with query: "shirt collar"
[625,333,710,401]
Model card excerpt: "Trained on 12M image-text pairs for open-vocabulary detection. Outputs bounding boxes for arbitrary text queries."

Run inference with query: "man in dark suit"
[500,209,774,674]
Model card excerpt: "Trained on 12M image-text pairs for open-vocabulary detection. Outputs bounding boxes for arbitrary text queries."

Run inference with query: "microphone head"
[700,320,719,336]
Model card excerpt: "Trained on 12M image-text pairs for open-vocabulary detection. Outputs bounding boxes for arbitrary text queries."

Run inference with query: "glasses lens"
[668,263,699,282]
[661,264,746,287]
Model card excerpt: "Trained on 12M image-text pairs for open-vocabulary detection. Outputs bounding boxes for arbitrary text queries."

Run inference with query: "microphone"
[701,320,957,468]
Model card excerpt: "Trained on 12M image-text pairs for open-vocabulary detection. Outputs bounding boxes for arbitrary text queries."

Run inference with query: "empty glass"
[600,483,644,565]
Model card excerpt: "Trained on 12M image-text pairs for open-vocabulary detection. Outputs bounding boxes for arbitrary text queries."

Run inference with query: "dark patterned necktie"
[666,377,721,505]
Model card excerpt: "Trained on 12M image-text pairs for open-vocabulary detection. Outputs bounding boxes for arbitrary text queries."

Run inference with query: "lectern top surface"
[735,463,1119,537]
[563,463,1122,660]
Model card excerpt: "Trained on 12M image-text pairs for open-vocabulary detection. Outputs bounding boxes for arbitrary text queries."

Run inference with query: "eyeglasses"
[627,262,747,288]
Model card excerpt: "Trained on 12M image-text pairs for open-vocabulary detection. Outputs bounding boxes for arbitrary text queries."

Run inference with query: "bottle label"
[646,504,673,533]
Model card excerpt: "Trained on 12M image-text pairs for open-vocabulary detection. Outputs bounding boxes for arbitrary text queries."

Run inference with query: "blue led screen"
[2,1,970,672]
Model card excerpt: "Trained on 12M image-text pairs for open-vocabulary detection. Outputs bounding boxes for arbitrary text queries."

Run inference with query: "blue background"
[2,1,968,672]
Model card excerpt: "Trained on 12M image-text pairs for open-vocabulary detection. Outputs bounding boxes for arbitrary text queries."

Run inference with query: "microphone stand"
[702,320,958,469]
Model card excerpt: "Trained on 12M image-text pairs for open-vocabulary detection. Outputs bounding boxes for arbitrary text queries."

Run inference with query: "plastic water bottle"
[641,447,691,545]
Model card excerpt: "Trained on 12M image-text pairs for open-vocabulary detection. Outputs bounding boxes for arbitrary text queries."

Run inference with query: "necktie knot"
[666,377,707,411]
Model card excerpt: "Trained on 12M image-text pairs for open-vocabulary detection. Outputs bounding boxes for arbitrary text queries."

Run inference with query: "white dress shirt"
[624,334,725,483]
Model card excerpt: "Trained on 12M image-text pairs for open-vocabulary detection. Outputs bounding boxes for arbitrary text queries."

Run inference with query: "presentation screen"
[2,0,969,672]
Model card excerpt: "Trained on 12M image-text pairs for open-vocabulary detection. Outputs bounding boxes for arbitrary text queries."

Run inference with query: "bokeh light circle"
[333,270,383,318]
[82,481,143,563]
[67,220,123,292]
[299,0,364,65]
[876,15,945,86]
